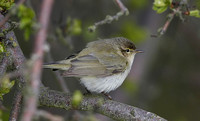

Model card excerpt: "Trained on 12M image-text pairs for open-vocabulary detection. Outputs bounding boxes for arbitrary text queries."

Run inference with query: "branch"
[39,88,167,121]
[0,54,8,113]
[5,25,25,121]
[115,0,128,11]
[151,11,176,37]
[3,26,25,121]
[152,1,191,37]
[88,0,129,32]
[9,84,23,121]
[21,0,54,121]
[0,13,26,121]
[0,55,8,77]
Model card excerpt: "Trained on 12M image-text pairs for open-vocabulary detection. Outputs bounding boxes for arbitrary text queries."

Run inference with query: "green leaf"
[66,18,82,35]
[72,90,83,108]
[153,0,172,14]
[17,4,35,40]
[0,42,5,53]
[189,10,200,18]
[153,5,168,13]
[0,0,14,10]
[19,18,32,29]
[0,77,15,100]
[71,19,82,35]
[24,29,31,40]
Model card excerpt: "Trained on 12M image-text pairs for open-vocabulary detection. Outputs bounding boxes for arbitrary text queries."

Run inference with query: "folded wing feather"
[62,54,127,77]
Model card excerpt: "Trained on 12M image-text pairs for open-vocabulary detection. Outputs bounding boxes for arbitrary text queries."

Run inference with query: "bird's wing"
[61,53,127,77]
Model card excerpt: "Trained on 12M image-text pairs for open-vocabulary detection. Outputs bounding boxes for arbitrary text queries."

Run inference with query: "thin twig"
[21,0,54,121]
[115,0,128,11]
[151,0,193,37]
[151,7,180,37]
[88,0,129,32]
[159,11,176,35]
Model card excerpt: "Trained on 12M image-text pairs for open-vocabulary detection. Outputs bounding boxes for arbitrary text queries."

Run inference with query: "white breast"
[80,54,136,93]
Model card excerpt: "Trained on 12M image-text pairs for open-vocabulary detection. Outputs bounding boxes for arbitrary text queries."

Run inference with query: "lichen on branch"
[39,88,167,121]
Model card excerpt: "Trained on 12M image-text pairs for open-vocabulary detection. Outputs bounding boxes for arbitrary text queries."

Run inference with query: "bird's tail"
[43,60,71,71]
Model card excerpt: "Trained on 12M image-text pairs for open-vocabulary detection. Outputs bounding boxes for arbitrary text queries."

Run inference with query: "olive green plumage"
[43,37,141,93]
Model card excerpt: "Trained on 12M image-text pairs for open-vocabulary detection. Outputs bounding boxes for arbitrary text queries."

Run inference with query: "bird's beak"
[135,50,143,53]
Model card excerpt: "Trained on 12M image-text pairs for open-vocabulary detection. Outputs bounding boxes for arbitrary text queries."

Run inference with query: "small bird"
[43,37,142,99]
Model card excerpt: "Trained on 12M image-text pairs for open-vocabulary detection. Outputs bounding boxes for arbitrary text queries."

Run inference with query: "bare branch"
[115,0,128,11]
[0,14,11,28]
[39,88,167,121]
[88,0,129,32]
[9,84,23,121]
[5,34,24,121]
[4,28,25,121]
[152,9,177,37]
[21,0,54,121]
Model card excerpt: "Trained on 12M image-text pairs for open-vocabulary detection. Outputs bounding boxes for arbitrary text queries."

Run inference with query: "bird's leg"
[101,92,112,100]
[83,88,92,95]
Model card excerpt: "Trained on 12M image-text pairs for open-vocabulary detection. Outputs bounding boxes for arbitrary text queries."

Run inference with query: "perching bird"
[43,37,142,99]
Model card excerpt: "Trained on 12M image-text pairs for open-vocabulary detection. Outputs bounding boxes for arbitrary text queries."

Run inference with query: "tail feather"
[43,61,71,71]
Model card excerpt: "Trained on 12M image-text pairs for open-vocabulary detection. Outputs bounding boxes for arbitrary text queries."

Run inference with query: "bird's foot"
[83,88,92,95]
[101,92,112,100]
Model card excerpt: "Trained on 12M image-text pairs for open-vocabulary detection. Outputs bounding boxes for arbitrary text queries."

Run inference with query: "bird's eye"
[126,49,130,52]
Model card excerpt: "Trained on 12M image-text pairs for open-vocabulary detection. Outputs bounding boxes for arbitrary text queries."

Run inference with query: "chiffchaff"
[43,37,142,98]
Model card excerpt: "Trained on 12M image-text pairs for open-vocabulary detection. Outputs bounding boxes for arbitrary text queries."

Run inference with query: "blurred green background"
[3,0,200,121]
